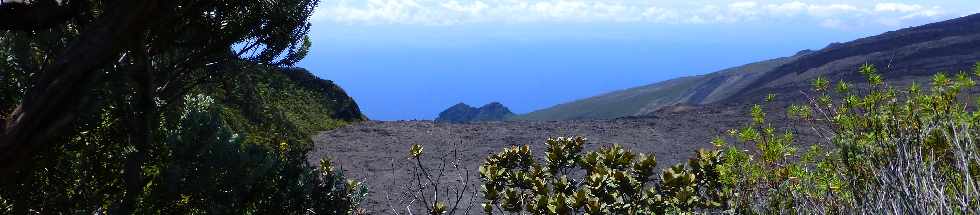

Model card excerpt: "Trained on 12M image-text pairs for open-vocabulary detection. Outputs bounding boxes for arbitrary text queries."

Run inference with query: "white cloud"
[819,18,845,29]
[317,0,441,24]
[806,4,859,17]
[313,0,961,28]
[641,6,681,23]
[873,2,944,19]
[869,3,945,26]
[766,1,807,16]
[441,0,489,16]
[730,1,759,14]
[875,3,923,13]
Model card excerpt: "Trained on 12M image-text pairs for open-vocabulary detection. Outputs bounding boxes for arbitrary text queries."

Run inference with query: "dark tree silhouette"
[0,0,317,183]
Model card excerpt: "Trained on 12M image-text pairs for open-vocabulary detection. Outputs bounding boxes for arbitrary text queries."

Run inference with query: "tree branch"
[0,0,79,31]
[113,45,154,214]
[0,0,163,184]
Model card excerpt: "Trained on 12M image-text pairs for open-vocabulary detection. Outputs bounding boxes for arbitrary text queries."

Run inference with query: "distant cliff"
[435,102,514,123]
[280,68,366,121]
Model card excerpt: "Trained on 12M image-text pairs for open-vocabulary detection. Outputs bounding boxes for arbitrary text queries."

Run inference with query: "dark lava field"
[306,104,817,213]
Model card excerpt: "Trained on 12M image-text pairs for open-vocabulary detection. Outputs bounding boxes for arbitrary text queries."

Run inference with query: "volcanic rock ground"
[307,104,817,213]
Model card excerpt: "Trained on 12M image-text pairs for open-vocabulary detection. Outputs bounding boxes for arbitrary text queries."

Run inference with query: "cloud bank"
[313,0,966,28]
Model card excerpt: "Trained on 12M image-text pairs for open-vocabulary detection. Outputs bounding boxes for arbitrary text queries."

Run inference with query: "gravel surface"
[307,105,784,214]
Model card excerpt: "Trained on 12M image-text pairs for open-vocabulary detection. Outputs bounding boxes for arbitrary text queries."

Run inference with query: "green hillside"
[517,56,794,120]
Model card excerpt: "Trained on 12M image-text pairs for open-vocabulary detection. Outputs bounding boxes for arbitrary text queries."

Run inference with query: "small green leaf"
[410,144,424,158]
[812,76,830,92]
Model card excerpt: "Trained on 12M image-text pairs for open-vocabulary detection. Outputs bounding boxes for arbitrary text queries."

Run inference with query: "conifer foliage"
[0,0,368,213]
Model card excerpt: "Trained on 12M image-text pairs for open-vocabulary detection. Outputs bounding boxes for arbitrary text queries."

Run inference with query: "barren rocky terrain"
[307,104,822,213]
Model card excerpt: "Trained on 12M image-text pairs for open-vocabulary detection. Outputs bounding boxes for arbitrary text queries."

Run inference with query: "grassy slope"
[516,57,792,120]
[515,76,702,120]
[207,64,365,147]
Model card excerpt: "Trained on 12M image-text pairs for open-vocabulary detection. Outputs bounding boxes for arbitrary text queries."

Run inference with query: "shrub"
[477,137,727,214]
[388,143,479,215]
[142,95,368,214]
[0,93,367,214]
[715,63,980,213]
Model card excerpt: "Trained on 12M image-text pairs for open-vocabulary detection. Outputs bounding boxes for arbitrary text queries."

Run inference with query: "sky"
[296,0,980,121]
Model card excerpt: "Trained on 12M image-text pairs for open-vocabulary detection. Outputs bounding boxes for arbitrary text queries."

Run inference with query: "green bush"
[0,62,367,214]
[142,94,367,214]
[477,137,726,214]
[0,93,367,214]
[706,63,980,213]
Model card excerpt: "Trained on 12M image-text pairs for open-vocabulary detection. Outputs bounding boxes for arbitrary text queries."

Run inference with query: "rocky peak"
[435,102,515,123]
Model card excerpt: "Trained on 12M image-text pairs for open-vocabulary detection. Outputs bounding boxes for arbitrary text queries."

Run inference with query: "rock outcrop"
[435,102,514,123]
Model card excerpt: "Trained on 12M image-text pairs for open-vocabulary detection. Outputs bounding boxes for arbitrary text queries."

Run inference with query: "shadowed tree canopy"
[0,0,318,181]
[0,0,373,213]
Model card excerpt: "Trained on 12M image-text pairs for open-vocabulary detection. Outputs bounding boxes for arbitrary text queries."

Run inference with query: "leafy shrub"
[0,66,368,214]
[705,63,980,213]
[0,93,367,214]
[142,94,368,214]
[477,137,727,214]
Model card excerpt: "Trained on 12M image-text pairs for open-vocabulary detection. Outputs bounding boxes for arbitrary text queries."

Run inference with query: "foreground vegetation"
[0,61,368,213]
[399,63,980,214]
[0,0,367,213]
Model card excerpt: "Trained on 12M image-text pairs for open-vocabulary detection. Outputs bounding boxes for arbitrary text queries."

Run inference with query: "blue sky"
[296,0,980,120]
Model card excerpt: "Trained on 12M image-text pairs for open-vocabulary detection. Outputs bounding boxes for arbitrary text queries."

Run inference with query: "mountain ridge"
[519,13,980,121]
